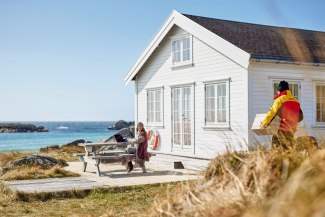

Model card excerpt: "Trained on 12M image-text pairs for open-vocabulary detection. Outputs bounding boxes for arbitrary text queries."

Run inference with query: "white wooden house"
[124,10,325,159]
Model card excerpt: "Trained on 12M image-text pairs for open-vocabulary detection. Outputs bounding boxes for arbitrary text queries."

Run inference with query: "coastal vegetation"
[0,181,180,217]
[0,151,79,181]
[1,165,79,181]
[147,146,323,217]
[0,123,48,133]
[0,141,324,216]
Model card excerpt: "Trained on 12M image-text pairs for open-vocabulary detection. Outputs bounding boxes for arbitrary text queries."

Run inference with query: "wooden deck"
[5,177,109,193]
[4,154,208,193]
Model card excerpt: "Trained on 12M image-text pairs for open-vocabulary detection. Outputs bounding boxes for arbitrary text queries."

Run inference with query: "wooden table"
[78,142,133,176]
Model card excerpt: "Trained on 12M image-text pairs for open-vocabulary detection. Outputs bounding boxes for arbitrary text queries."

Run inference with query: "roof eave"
[124,10,251,85]
[124,10,179,85]
[250,55,325,67]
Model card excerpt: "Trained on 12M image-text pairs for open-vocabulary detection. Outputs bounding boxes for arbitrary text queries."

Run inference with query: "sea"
[0,122,117,152]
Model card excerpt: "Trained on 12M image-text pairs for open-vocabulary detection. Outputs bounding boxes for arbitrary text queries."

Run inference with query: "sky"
[0,0,324,121]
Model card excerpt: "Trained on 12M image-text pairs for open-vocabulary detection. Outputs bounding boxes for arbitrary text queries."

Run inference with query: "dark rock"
[10,155,68,168]
[102,128,134,143]
[0,123,49,133]
[62,139,86,147]
[108,120,135,130]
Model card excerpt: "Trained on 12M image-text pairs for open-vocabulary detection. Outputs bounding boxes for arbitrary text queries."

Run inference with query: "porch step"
[150,154,211,171]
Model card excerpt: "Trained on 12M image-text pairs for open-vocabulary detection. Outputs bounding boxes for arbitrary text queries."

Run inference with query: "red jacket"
[262,90,303,133]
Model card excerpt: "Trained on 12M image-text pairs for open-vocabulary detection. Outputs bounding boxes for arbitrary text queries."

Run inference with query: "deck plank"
[5,177,108,193]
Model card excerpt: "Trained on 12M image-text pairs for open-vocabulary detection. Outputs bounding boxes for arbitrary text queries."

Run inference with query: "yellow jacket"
[262,90,301,132]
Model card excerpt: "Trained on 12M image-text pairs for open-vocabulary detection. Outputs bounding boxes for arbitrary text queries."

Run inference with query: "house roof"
[124,11,325,85]
[124,11,250,84]
[184,14,325,64]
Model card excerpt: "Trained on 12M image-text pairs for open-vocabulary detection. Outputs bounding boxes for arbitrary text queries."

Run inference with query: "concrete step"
[150,154,211,172]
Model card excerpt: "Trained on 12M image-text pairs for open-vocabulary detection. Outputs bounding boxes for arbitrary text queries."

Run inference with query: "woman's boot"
[142,164,147,173]
[127,161,133,173]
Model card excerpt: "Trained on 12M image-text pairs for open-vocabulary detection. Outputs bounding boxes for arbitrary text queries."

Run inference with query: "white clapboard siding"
[248,62,325,147]
[136,26,249,159]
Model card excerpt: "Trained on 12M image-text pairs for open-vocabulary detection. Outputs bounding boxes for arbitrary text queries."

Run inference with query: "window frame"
[171,34,193,68]
[314,82,325,126]
[146,87,164,127]
[272,79,301,100]
[203,79,230,129]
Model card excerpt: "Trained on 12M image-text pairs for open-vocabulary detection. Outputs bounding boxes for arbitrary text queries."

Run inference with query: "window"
[273,81,300,100]
[172,35,192,66]
[205,81,229,126]
[316,84,325,123]
[147,88,163,125]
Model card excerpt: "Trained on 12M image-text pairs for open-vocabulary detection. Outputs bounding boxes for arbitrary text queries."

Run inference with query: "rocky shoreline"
[107,120,134,130]
[0,123,49,133]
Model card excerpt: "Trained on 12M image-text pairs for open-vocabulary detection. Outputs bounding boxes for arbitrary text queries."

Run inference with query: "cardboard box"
[251,114,281,135]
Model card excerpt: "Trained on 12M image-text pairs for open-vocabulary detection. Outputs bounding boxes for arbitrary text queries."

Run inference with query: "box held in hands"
[251,114,281,135]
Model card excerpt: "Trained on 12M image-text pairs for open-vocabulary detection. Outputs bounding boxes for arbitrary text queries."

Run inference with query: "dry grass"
[40,145,84,162]
[1,165,79,181]
[147,146,323,217]
[242,150,325,217]
[1,142,324,216]
[0,180,16,207]
[0,148,80,180]
[0,182,180,217]
[0,151,32,167]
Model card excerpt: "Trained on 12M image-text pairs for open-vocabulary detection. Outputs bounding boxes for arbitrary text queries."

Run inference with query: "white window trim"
[313,81,325,127]
[203,79,230,129]
[146,87,164,127]
[271,79,301,101]
[171,34,193,68]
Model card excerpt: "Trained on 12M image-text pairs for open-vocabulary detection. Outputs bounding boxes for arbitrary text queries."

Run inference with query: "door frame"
[170,83,195,153]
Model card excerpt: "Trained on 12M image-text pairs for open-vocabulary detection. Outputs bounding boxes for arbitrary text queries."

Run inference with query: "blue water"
[0,122,117,152]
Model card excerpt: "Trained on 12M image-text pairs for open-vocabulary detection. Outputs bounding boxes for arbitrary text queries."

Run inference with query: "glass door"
[172,86,192,149]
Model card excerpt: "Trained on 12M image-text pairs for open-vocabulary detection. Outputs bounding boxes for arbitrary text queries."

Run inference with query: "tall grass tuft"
[147,146,324,217]
[1,165,80,181]
[0,151,32,167]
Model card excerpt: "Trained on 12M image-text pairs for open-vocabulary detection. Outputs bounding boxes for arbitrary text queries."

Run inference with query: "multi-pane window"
[316,85,325,123]
[273,81,300,100]
[172,36,192,65]
[205,82,228,124]
[147,89,163,123]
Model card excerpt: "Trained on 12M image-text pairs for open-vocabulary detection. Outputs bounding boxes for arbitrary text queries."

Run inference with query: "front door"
[171,86,192,149]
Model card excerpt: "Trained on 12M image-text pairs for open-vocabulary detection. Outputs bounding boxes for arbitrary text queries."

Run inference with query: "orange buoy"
[147,129,159,150]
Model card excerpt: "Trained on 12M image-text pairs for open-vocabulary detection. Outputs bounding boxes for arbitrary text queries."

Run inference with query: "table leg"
[83,162,88,172]
[79,156,88,172]
[95,159,101,176]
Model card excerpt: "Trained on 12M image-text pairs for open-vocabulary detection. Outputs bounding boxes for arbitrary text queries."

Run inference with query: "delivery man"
[260,80,303,150]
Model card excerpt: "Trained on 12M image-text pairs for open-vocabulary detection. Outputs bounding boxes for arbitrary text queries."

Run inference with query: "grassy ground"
[0,181,180,217]
[0,146,83,180]
[42,145,85,162]
[0,147,183,216]
[2,143,324,216]
[1,165,80,180]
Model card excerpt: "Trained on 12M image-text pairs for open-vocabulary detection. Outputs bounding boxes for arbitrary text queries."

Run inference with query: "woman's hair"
[136,122,147,140]
[136,122,146,133]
